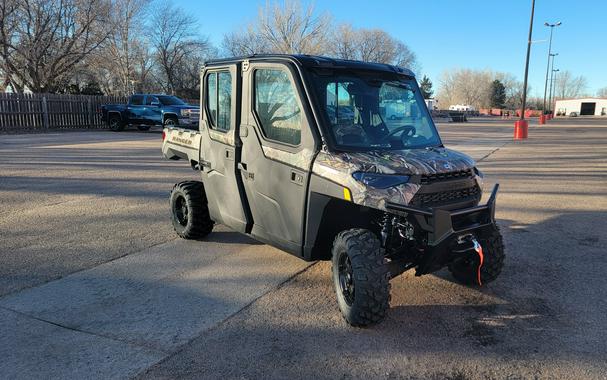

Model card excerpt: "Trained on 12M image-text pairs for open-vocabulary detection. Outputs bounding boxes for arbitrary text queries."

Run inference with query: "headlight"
[180,109,189,117]
[352,172,410,189]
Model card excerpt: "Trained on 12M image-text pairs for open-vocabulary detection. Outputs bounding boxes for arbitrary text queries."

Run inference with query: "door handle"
[290,171,304,185]
[238,163,254,180]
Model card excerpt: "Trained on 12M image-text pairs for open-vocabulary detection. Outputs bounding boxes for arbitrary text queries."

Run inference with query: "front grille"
[411,185,481,208]
[420,169,473,185]
[188,110,200,119]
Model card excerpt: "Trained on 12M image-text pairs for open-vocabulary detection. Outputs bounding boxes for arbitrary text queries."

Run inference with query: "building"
[554,98,607,116]
[424,98,438,110]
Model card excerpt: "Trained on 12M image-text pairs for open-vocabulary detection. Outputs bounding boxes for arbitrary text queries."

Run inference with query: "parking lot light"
[515,0,535,140]
[542,22,562,114]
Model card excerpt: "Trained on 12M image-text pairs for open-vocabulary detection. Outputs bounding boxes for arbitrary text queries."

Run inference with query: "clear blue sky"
[173,0,606,96]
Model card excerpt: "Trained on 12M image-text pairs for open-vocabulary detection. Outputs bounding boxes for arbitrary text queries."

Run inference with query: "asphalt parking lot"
[1,117,606,379]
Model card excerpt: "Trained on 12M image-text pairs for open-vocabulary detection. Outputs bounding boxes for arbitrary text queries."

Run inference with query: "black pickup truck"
[101,94,199,131]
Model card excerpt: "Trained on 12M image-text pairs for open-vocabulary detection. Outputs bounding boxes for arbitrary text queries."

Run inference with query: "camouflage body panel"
[262,146,315,171]
[208,128,236,146]
[312,147,480,210]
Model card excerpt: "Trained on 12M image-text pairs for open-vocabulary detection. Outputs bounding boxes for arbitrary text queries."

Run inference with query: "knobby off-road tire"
[331,229,391,327]
[170,181,213,239]
[108,114,125,131]
[448,225,505,285]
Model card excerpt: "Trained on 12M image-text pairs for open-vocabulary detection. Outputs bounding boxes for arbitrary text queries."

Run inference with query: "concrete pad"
[0,227,310,375]
[0,307,163,380]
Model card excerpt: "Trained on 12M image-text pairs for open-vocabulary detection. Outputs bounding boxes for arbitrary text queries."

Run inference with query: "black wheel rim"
[174,195,188,226]
[165,119,176,126]
[338,252,355,306]
[110,119,119,130]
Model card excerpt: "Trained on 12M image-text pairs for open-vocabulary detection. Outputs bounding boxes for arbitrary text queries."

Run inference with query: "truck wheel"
[170,181,214,239]
[331,229,390,327]
[108,114,125,131]
[164,117,178,127]
[448,226,505,285]
[137,125,151,131]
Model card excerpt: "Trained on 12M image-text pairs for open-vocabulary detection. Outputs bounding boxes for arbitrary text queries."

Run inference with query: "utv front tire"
[331,229,390,327]
[448,226,505,285]
[170,181,213,239]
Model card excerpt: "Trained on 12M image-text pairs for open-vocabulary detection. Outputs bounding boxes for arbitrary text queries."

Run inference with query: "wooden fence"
[0,93,128,131]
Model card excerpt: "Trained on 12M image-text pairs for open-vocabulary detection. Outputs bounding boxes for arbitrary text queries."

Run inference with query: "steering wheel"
[380,125,416,143]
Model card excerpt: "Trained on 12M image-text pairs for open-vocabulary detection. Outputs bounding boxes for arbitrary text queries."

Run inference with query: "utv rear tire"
[170,181,213,239]
[108,114,125,131]
[448,226,505,285]
[331,229,390,327]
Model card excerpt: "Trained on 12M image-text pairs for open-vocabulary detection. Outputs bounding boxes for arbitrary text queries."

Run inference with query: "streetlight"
[542,21,562,114]
[549,68,560,114]
[547,53,558,113]
[515,0,535,139]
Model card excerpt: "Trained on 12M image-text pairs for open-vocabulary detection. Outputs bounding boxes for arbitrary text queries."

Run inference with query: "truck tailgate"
[162,127,201,163]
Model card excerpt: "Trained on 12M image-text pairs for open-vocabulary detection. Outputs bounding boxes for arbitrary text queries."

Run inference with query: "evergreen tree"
[490,79,506,108]
[419,75,433,99]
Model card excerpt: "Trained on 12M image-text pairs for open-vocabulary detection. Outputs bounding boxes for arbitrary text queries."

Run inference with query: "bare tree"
[222,0,330,56]
[151,1,211,95]
[598,87,607,98]
[0,0,111,93]
[91,0,151,95]
[554,70,588,99]
[328,24,418,72]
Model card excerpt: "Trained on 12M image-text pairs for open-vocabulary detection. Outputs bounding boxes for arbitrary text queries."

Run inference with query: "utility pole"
[549,68,560,113]
[542,22,562,113]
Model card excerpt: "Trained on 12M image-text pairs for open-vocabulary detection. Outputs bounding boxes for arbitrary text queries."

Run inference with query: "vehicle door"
[239,62,317,254]
[144,95,162,125]
[127,95,145,123]
[199,65,249,233]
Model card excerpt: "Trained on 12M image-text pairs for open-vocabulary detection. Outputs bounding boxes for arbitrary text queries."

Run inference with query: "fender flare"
[107,111,123,121]
[163,112,179,123]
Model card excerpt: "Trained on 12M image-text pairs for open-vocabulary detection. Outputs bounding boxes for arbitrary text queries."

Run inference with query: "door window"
[145,96,159,105]
[254,69,301,145]
[130,95,144,105]
[206,71,232,132]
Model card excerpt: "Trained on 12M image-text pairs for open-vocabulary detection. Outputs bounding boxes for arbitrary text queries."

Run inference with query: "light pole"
[547,53,558,113]
[549,68,560,114]
[542,21,562,114]
[515,0,535,140]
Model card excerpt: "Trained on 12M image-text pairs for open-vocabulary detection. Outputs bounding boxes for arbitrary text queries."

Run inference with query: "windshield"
[157,96,187,106]
[310,70,441,151]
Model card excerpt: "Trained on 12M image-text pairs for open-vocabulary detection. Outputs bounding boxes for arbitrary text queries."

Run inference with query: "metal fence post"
[41,95,49,129]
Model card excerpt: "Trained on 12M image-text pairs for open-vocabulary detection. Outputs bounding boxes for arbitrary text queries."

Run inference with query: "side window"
[145,96,159,105]
[254,69,301,145]
[130,95,144,105]
[206,71,231,132]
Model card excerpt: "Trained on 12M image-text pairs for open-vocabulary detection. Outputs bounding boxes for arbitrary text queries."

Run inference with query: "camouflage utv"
[161,55,505,326]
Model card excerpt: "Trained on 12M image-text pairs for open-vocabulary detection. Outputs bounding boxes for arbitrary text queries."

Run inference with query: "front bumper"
[177,117,199,127]
[386,184,499,275]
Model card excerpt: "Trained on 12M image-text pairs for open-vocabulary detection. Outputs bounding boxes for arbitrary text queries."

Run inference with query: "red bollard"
[514,120,528,139]
[539,114,546,125]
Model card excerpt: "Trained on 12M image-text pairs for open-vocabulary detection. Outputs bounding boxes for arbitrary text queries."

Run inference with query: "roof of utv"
[204,54,416,77]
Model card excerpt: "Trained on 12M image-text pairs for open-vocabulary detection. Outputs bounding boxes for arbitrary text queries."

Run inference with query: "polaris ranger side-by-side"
[161,55,504,326]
